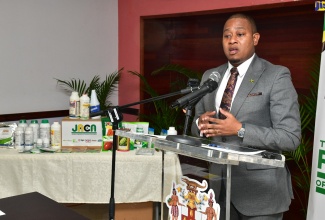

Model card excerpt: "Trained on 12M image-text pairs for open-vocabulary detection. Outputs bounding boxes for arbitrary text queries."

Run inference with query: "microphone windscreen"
[209,71,221,82]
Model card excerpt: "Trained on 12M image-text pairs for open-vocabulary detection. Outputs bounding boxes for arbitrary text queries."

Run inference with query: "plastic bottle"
[160,129,168,136]
[167,127,177,135]
[40,119,51,142]
[69,91,80,118]
[18,119,28,131]
[43,138,50,148]
[80,94,90,120]
[24,127,34,151]
[90,89,101,119]
[36,138,43,149]
[51,122,61,151]
[29,120,39,147]
[15,126,24,151]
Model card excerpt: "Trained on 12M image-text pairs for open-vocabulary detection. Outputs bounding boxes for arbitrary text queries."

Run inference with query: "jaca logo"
[72,124,97,134]
[315,1,325,11]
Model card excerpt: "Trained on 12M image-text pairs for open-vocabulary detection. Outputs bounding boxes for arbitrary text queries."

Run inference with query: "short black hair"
[226,13,258,33]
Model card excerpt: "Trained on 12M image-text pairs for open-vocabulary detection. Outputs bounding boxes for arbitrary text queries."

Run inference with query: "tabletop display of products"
[0,119,60,153]
[0,118,165,154]
[0,90,176,153]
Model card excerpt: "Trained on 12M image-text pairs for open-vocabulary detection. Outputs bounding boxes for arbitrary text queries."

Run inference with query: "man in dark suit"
[191,13,301,220]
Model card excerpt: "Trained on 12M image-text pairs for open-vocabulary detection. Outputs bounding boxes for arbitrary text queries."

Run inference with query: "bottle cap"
[41,119,49,123]
[31,120,38,124]
[19,119,27,123]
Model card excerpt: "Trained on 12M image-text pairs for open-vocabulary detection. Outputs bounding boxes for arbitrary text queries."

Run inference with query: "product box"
[0,123,16,147]
[61,117,102,152]
[122,122,149,150]
[117,128,131,151]
[101,117,122,151]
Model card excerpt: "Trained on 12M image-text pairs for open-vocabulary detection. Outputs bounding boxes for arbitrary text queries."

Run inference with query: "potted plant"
[55,68,122,110]
[129,64,202,135]
[283,57,319,217]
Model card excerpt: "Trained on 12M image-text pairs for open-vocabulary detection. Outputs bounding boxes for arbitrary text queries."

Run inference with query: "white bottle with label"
[18,119,28,131]
[167,127,177,135]
[29,119,39,147]
[43,138,50,148]
[36,138,43,149]
[51,122,61,152]
[15,126,24,151]
[40,119,51,142]
[80,94,90,120]
[90,89,101,119]
[69,91,80,118]
[24,127,34,151]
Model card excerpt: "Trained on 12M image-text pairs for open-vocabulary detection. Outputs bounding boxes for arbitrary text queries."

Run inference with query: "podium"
[115,131,285,220]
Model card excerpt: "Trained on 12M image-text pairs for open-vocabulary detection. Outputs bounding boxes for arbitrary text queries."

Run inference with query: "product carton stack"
[61,117,151,153]
[61,117,102,152]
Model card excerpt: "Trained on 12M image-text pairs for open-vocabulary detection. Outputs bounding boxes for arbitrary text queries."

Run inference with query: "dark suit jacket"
[191,55,301,216]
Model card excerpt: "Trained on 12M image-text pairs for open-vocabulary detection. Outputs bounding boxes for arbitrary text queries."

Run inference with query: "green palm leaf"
[128,67,189,134]
[55,69,121,110]
[97,69,121,109]
[87,75,101,96]
[55,78,88,96]
[283,55,320,217]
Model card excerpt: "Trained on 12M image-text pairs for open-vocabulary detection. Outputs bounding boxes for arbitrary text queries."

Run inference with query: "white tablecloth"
[0,148,182,204]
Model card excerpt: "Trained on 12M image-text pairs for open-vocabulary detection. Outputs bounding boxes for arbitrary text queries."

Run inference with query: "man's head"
[222,13,260,67]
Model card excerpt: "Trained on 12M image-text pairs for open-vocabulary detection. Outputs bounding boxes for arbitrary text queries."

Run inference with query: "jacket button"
[222,137,226,142]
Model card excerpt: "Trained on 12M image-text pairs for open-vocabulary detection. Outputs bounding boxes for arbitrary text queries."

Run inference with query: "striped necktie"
[218,67,239,119]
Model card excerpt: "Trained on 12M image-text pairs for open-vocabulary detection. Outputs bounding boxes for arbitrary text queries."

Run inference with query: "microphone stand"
[94,86,199,220]
[166,95,203,146]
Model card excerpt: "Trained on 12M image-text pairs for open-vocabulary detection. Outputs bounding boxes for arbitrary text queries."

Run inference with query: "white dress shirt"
[215,54,255,114]
[196,54,255,132]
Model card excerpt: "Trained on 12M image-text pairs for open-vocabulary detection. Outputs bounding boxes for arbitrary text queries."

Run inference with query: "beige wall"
[0,0,118,115]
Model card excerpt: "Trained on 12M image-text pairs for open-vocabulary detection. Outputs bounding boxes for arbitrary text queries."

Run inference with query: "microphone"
[180,86,199,94]
[179,78,200,94]
[170,71,221,108]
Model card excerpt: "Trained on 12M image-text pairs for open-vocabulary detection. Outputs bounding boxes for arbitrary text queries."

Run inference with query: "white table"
[0,148,182,204]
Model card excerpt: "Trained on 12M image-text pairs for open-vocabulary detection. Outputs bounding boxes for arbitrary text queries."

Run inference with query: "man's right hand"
[198,111,216,127]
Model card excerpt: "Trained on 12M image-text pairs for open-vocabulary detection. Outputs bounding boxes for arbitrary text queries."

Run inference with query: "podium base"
[166,135,201,146]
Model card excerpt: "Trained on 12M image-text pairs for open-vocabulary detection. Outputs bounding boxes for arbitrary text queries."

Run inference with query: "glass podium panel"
[159,152,228,220]
[115,131,285,220]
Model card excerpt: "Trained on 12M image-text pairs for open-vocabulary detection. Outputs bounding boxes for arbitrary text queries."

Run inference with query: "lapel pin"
[249,79,255,83]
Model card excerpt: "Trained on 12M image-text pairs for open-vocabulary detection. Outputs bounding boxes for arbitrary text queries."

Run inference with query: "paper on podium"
[201,143,265,155]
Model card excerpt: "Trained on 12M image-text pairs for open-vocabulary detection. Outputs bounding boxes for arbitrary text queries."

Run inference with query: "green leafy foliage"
[284,56,320,217]
[55,69,122,110]
[129,64,202,134]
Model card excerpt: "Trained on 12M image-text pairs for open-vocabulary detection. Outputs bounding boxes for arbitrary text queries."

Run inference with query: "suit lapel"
[213,65,228,111]
[231,56,265,117]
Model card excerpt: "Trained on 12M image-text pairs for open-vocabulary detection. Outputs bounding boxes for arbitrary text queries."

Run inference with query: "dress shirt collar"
[227,53,255,77]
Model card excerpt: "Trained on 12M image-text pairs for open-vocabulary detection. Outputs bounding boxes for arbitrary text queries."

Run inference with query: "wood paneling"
[143,3,323,99]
